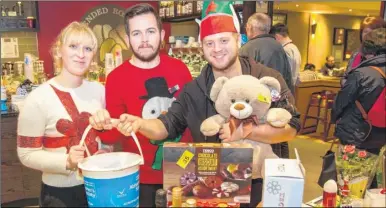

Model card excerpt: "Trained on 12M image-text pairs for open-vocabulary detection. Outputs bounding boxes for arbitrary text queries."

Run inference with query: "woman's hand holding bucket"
[89,110,144,165]
[89,109,118,131]
[89,110,142,136]
[66,145,86,170]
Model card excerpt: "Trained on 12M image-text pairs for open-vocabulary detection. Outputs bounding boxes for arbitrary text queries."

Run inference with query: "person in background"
[305,63,316,71]
[320,55,336,76]
[331,28,386,188]
[298,63,318,83]
[270,23,301,87]
[239,12,293,159]
[89,4,193,207]
[17,21,111,207]
[341,16,385,86]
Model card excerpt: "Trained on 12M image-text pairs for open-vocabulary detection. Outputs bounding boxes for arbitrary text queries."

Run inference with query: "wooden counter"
[294,78,341,136]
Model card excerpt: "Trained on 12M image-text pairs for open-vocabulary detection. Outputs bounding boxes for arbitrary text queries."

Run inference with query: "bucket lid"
[78,152,142,172]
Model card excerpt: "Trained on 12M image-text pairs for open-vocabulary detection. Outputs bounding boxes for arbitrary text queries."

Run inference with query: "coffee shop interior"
[1,1,385,207]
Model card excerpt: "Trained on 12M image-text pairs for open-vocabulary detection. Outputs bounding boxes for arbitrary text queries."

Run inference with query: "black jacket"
[159,57,301,157]
[331,54,386,151]
[239,34,294,94]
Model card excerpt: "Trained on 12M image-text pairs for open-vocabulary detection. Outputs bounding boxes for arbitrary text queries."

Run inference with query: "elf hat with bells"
[195,1,240,42]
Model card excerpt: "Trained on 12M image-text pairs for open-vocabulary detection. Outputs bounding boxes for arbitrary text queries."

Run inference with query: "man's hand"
[219,123,244,143]
[219,123,231,141]
[220,123,297,144]
[66,145,85,170]
[89,109,115,131]
[117,114,143,136]
[249,123,297,144]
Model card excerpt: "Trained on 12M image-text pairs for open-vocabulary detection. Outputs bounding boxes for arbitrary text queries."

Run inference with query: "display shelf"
[0,1,40,32]
[159,1,201,23]
[0,27,38,32]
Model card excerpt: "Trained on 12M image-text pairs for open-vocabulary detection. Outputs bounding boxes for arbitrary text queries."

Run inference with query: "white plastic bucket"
[78,152,142,207]
[78,125,144,207]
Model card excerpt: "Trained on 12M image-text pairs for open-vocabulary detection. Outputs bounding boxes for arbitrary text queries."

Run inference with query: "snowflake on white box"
[267,181,281,195]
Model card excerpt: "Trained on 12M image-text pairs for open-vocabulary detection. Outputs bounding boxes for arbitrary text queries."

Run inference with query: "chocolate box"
[163,142,254,206]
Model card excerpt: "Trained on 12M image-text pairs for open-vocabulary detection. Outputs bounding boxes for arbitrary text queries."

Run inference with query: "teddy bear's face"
[214,76,273,120]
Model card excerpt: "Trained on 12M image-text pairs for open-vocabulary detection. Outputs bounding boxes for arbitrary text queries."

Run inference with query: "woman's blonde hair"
[51,21,98,72]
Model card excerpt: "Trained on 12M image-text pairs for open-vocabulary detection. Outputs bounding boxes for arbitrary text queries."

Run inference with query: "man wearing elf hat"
[103,1,301,206]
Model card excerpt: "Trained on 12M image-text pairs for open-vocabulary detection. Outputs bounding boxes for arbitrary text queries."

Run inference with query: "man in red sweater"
[89,4,192,207]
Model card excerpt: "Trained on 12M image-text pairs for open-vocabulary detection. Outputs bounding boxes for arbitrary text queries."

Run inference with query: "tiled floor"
[289,134,333,202]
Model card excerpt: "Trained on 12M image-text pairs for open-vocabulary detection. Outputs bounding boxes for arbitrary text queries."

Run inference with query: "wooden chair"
[301,90,336,141]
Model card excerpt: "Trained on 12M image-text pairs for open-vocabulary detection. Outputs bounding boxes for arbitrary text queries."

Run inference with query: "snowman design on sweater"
[140,77,181,170]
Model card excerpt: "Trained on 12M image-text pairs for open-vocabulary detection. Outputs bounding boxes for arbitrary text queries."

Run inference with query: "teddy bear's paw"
[201,128,220,136]
[200,121,221,136]
[266,108,292,128]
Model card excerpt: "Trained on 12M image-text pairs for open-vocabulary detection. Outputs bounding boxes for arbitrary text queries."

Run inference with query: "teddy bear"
[200,75,292,179]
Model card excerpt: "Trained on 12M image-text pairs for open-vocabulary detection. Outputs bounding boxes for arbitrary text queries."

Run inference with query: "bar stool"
[301,90,336,141]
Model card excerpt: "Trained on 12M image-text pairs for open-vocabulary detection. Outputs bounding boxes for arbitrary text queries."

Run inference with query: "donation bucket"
[78,124,144,207]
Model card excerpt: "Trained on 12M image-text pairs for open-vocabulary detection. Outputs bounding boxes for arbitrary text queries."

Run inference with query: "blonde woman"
[17,21,110,207]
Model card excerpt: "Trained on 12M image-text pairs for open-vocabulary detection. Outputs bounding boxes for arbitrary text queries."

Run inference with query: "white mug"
[175,40,183,48]
[169,36,175,44]
[188,37,195,44]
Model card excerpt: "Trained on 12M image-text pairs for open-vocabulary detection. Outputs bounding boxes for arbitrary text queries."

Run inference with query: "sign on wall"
[81,4,131,67]
[1,37,19,58]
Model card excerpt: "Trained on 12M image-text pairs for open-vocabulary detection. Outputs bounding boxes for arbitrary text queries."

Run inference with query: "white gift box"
[263,149,305,207]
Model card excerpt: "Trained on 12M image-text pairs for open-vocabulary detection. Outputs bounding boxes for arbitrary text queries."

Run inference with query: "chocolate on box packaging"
[163,143,253,205]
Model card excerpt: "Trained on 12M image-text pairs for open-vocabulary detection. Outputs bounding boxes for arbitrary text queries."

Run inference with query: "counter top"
[1,111,19,118]
[318,76,342,81]
[297,78,341,88]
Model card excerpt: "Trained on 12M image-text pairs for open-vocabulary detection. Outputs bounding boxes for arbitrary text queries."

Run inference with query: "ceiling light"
[349,9,352,12]
[296,4,299,7]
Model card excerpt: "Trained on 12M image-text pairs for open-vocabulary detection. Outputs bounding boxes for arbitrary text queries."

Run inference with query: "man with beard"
[89,3,192,207]
[320,55,337,76]
[92,2,301,207]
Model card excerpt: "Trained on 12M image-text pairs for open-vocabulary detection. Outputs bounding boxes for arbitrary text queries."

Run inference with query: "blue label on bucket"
[84,171,139,207]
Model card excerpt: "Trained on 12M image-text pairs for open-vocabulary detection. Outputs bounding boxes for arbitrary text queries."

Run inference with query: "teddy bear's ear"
[210,77,229,102]
[259,76,281,92]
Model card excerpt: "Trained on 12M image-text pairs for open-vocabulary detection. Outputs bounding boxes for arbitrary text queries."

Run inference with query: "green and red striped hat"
[198,1,239,41]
